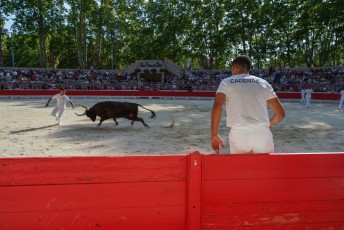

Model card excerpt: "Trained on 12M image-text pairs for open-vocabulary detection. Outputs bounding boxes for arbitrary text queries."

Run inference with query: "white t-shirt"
[217,74,277,128]
[52,94,72,109]
[301,89,305,98]
[305,88,313,97]
[340,90,344,100]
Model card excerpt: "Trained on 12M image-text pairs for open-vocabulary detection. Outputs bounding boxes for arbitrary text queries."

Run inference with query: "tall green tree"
[12,0,64,67]
[141,0,190,64]
[295,0,344,67]
[0,0,14,67]
[66,0,97,69]
[2,0,344,69]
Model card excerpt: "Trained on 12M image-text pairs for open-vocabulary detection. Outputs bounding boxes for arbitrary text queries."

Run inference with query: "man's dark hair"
[232,55,252,70]
[59,87,65,91]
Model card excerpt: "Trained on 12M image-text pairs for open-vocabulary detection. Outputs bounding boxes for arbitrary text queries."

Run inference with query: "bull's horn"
[75,104,88,116]
[75,111,86,116]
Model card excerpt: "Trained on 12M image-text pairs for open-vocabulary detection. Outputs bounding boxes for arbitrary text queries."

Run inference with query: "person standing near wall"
[300,87,306,106]
[305,86,313,108]
[338,88,344,111]
[211,55,285,154]
[45,88,75,125]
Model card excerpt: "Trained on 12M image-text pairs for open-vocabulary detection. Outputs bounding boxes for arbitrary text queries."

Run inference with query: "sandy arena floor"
[0,97,343,157]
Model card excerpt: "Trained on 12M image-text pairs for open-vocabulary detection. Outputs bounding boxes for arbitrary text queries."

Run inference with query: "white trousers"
[339,98,344,110]
[51,106,65,121]
[300,97,305,105]
[305,95,311,107]
[228,126,274,154]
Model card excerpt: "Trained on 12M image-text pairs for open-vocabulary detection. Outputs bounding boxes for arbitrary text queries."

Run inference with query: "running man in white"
[45,88,75,125]
[211,55,285,154]
[300,87,306,106]
[339,88,344,111]
[305,86,313,108]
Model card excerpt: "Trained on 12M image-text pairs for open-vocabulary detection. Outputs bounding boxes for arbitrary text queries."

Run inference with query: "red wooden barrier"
[1,153,344,229]
[201,153,344,229]
[0,89,341,100]
[0,156,187,230]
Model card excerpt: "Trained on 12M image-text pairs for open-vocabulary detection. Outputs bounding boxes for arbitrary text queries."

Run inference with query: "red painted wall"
[201,153,344,229]
[0,89,341,100]
[1,153,344,229]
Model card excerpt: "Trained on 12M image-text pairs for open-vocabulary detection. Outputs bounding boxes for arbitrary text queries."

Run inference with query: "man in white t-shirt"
[45,88,75,125]
[339,89,344,111]
[305,86,313,108]
[211,55,285,154]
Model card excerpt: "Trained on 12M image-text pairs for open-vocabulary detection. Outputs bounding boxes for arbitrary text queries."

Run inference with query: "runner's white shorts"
[228,126,274,154]
[51,106,65,120]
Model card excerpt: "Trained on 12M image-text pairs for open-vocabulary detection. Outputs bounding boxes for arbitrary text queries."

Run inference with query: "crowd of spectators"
[170,66,344,92]
[0,68,133,91]
[0,65,343,93]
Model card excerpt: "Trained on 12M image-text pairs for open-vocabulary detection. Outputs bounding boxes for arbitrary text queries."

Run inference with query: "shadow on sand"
[10,124,58,134]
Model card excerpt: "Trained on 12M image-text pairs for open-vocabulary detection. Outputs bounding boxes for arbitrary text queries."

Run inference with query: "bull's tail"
[138,104,156,119]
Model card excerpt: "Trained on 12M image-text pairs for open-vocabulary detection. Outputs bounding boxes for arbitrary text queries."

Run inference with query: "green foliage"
[2,33,40,67]
[1,0,343,69]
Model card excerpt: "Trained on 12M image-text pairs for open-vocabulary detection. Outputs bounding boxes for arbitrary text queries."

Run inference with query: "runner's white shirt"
[301,89,305,98]
[217,74,277,128]
[52,94,72,109]
[305,88,313,97]
[340,90,344,99]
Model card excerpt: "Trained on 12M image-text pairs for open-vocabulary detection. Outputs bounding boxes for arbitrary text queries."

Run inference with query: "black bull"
[75,101,156,127]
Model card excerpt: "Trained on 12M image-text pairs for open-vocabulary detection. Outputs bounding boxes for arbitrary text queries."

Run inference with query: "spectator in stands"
[1,64,344,92]
[211,55,285,154]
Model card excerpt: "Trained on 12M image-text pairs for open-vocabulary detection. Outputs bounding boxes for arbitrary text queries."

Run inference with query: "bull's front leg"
[113,118,119,126]
[97,118,106,127]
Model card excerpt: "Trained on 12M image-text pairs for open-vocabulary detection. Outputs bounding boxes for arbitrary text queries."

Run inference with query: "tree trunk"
[38,14,47,67]
[75,0,87,69]
[93,0,104,69]
[240,10,246,53]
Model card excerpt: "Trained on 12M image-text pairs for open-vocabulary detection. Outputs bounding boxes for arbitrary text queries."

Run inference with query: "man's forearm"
[270,113,284,127]
[45,98,52,106]
[211,105,222,136]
